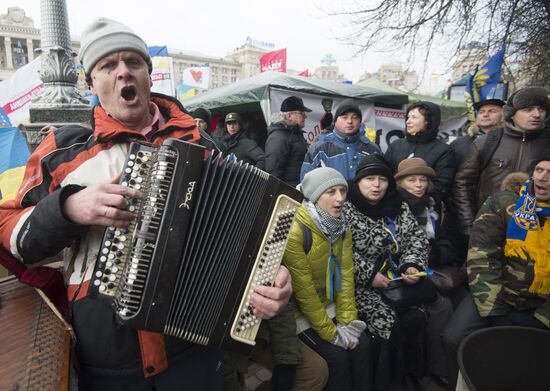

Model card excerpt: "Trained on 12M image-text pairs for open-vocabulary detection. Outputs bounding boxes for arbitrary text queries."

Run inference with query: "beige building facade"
[0,7,41,81]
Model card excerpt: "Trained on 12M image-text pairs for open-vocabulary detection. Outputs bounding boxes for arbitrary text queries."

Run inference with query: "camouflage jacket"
[467,191,550,328]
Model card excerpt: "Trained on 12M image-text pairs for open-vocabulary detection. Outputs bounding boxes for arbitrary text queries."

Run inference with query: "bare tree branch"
[324,0,550,88]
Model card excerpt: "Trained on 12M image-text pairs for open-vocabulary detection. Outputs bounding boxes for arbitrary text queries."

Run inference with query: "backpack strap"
[296,220,312,254]
[477,128,504,171]
[296,219,347,254]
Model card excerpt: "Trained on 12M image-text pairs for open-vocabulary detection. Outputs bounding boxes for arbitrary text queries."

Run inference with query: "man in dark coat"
[215,112,265,169]
[265,96,310,187]
[451,99,504,167]
[191,107,221,152]
[452,86,550,232]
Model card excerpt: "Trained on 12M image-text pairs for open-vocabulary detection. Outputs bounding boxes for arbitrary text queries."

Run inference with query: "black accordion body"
[89,138,302,354]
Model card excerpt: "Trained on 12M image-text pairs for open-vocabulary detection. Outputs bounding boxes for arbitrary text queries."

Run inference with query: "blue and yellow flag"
[475,48,505,101]
[176,84,196,101]
[464,49,505,121]
[0,108,30,205]
[148,46,169,57]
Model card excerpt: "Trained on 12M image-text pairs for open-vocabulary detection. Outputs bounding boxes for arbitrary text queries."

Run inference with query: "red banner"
[259,48,287,73]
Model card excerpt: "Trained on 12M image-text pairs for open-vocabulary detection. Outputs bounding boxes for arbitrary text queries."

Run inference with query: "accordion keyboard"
[91,144,176,317]
[230,195,299,345]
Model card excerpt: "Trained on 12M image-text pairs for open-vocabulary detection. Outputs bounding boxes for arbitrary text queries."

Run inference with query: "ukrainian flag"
[464,49,505,121]
[0,108,30,205]
[176,84,196,101]
[475,48,505,101]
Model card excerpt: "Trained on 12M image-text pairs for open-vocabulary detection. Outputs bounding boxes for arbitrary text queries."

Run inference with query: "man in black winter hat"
[453,86,550,232]
[264,96,312,186]
[191,107,212,134]
[301,99,380,181]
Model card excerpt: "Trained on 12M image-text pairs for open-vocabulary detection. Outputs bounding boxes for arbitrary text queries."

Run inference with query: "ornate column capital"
[31,0,88,110]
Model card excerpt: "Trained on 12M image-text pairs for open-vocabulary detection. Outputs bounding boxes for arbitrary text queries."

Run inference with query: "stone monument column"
[4,36,13,69]
[26,38,34,62]
[28,0,90,131]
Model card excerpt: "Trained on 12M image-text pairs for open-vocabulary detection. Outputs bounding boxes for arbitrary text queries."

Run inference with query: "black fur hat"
[503,87,550,122]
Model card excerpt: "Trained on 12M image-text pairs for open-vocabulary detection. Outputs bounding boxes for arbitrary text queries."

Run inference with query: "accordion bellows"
[89,139,302,354]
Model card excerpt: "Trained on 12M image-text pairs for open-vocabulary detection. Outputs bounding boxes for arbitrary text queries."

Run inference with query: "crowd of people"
[0,16,549,391]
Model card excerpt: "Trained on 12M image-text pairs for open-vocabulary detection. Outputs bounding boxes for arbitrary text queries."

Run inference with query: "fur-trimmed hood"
[465,120,504,137]
[500,172,529,193]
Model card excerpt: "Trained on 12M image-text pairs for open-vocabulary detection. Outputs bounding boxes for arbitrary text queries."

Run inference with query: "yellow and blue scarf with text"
[505,179,550,295]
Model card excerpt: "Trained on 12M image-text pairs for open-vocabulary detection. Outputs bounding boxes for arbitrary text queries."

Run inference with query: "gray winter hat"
[503,86,550,122]
[300,167,347,203]
[78,17,152,75]
[334,99,362,122]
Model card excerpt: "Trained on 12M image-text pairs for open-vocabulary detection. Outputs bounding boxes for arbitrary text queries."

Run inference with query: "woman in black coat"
[384,101,455,202]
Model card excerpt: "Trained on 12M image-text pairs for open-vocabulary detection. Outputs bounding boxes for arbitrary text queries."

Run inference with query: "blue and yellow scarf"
[505,178,550,294]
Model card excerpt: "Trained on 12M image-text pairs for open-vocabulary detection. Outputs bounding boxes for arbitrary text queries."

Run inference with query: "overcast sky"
[11,0,447,86]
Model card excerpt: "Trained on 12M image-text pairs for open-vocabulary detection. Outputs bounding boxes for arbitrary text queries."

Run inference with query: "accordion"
[89,138,302,354]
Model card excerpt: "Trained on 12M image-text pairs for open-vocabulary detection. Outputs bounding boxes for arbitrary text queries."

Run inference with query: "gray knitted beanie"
[300,167,347,203]
[78,17,152,75]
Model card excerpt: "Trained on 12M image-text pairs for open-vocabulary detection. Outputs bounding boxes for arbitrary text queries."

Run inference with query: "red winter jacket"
[0,94,203,378]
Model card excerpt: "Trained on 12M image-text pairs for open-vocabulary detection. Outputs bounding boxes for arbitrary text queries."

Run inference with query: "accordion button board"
[90,138,303,355]
[230,198,297,344]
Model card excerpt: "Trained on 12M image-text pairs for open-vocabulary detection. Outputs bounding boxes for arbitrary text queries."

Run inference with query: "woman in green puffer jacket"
[283,166,375,391]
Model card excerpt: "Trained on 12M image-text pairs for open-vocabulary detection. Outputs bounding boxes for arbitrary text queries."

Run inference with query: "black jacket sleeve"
[452,140,483,229]
[17,185,89,263]
[247,141,266,170]
[265,131,289,177]
[432,145,456,201]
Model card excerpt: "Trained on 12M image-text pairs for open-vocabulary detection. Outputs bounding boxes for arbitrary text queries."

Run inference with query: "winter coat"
[343,200,428,339]
[0,94,204,377]
[215,129,265,169]
[385,102,456,201]
[398,188,462,267]
[452,123,550,228]
[265,121,308,187]
[300,129,381,181]
[282,205,357,341]
[450,124,484,168]
[467,180,550,328]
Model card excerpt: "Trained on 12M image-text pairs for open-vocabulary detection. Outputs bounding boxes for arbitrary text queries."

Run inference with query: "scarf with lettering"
[505,178,550,294]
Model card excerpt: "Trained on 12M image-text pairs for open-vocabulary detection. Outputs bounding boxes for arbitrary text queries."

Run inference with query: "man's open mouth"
[121,86,137,101]
[535,184,548,193]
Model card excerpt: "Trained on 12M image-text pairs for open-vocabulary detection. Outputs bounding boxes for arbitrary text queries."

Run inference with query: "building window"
[12,38,28,67]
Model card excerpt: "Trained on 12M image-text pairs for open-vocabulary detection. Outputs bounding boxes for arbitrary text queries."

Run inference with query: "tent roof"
[183,72,409,114]
[356,78,467,119]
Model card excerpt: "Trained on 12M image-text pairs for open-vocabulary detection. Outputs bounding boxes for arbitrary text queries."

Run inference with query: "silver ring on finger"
[104,206,109,217]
